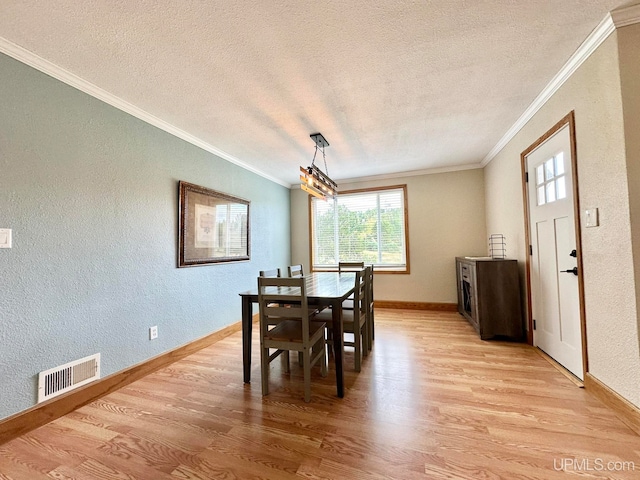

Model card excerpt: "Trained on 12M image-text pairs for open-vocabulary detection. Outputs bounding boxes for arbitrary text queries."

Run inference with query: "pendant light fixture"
[300,133,338,201]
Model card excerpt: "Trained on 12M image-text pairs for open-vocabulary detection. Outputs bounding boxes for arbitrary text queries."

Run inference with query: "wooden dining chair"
[258,276,328,402]
[316,268,368,371]
[287,262,327,365]
[259,267,288,367]
[288,264,304,277]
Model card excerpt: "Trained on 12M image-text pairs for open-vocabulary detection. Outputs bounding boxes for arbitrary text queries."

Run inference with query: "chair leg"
[365,303,374,351]
[371,308,375,341]
[281,351,290,373]
[303,348,312,403]
[354,328,362,372]
[363,321,370,356]
[261,345,270,396]
[313,333,328,378]
[321,337,328,377]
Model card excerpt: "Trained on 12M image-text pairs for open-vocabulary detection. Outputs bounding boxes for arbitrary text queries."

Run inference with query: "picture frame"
[178,181,250,267]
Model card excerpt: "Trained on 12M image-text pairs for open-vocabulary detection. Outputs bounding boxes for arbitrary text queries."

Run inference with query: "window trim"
[308,184,410,274]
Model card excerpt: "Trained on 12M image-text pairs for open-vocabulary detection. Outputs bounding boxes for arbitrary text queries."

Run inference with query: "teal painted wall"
[0,53,291,420]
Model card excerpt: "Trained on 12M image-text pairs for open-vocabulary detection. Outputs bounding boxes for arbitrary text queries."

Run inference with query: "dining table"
[239,271,356,398]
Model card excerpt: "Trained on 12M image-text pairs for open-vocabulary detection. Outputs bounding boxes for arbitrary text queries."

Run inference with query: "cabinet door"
[475,260,523,339]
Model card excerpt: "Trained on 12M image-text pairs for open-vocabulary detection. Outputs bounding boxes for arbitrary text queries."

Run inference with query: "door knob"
[561,267,578,275]
[570,249,577,258]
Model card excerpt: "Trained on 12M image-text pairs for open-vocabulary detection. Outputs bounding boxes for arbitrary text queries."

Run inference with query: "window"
[310,185,409,272]
[536,152,567,206]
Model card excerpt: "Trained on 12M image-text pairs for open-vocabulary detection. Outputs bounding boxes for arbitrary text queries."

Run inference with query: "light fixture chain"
[323,145,329,176]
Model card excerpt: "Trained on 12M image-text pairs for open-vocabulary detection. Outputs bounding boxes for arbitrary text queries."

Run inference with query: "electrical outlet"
[149,326,158,340]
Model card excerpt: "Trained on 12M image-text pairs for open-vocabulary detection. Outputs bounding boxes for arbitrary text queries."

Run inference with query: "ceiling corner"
[481,10,617,168]
[610,3,640,27]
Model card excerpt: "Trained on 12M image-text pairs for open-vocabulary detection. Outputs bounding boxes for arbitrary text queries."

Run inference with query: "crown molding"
[4,4,638,185]
[291,162,483,188]
[0,37,289,188]
[482,12,617,167]
[610,3,640,27]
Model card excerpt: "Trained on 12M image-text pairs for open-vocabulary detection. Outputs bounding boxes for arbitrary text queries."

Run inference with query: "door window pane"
[537,186,546,206]
[546,181,556,203]
[556,176,566,199]
[536,165,544,185]
[545,159,554,180]
[555,152,565,175]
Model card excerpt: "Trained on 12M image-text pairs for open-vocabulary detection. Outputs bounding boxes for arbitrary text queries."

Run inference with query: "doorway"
[521,112,587,381]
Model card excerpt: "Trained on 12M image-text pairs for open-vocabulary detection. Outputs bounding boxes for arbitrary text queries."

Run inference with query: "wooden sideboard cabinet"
[455,257,523,340]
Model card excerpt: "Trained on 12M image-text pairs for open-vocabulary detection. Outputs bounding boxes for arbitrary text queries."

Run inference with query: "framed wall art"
[178,181,250,267]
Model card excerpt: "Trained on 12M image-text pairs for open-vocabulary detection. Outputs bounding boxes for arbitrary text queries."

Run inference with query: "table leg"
[242,296,253,383]
[331,299,344,398]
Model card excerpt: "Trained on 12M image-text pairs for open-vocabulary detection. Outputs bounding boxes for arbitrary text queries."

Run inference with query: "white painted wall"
[484,32,640,408]
[291,169,487,303]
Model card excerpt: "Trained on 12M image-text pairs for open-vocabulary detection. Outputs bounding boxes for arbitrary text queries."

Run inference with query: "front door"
[525,120,584,380]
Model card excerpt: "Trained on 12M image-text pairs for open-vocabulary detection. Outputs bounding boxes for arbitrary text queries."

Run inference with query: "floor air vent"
[37,353,101,403]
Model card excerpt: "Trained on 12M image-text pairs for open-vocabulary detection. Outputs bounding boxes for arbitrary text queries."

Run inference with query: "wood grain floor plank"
[1,309,640,479]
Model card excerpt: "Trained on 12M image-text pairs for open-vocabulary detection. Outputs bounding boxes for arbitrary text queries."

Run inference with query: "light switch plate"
[585,208,599,228]
[0,229,11,248]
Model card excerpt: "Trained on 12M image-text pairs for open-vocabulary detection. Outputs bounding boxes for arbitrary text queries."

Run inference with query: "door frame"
[520,111,589,377]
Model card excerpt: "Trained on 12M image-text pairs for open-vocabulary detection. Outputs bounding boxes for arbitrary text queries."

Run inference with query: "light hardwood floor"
[1,309,639,479]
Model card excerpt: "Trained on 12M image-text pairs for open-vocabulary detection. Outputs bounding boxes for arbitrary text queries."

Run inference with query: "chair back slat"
[263,306,305,317]
[338,261,365,272]
[288,264,304,277]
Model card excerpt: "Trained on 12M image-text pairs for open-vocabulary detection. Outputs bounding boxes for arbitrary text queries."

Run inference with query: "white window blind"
[311,186,408,271]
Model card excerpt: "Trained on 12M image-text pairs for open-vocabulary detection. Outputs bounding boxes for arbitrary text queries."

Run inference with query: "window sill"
[311,267,410,275]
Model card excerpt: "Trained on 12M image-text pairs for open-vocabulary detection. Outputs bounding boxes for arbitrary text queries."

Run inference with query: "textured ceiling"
[0,1,628,185]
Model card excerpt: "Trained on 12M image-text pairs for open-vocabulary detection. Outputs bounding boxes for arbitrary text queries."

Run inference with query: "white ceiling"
[0,1,631,186]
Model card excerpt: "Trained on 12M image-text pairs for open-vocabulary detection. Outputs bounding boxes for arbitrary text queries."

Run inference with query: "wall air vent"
[37,353,101,403]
